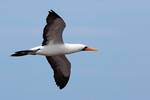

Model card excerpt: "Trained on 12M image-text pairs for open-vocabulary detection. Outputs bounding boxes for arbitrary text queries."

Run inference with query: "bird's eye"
[82,46,88,51]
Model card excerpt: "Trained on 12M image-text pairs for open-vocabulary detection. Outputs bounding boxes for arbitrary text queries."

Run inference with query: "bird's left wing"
[46,55,71,89]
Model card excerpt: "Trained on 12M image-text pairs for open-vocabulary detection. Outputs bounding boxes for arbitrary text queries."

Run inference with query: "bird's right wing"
[42,10,66,46]
[46,55,71,89]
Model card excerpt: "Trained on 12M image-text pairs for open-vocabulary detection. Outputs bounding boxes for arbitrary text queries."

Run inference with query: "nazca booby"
[11,10,97,89]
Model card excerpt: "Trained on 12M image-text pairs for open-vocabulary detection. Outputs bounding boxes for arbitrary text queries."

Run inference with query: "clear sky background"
[0,0,150,100]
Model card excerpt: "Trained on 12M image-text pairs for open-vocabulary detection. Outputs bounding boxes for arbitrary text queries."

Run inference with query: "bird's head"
[82,45,97,51]
[65,44,97,54]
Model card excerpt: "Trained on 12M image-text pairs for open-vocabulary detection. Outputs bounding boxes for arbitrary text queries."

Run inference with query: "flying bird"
[11,10,97,89]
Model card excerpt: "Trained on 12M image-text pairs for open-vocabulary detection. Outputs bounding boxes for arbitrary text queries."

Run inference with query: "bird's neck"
[64,43,85,54]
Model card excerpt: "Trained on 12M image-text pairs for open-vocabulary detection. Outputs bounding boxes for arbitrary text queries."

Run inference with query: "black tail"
[11,50,35,57]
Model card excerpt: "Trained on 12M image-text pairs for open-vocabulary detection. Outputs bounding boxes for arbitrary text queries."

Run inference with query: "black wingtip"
[55,76,69,90]
[59,86,64,90]
[48,10,55,14]
[48,10,52,13]
[49,9,54,12]
[58,85,66,90]
[48,10,61,18]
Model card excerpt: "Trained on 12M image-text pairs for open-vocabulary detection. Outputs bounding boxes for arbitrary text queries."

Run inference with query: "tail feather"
[11,50,35,57]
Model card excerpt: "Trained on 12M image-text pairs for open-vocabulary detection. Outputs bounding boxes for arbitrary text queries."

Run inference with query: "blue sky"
[0,0,150,100]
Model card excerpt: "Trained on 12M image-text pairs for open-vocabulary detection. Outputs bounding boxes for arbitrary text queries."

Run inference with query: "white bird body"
[31,43,86,56]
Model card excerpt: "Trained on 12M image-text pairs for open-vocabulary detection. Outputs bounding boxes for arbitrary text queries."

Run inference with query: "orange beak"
[84,47,97,51]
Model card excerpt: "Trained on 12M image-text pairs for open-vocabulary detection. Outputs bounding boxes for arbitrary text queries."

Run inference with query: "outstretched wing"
[42,10,66,46]
[46,55,71,89]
